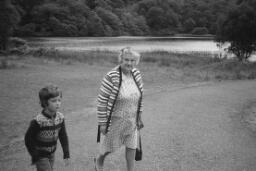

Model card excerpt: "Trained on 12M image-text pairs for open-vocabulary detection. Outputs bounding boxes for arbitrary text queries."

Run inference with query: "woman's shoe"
[94,157,103,171]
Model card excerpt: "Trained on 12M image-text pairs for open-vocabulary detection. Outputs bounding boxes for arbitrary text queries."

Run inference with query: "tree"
[183,18,196,32]
[215,4,256,61]
[120,12,149,35]
[87,11,105,36]
[108,0,125,9]
[0,0,20,51]
[135,0,156,16]
[16,0,42,25]
[191,27,208,35]
[96,7,123,36]
[146,7,166,30]
[86,0,97,9]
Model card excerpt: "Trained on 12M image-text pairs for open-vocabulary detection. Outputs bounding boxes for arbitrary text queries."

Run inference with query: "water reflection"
[26,37,218,52]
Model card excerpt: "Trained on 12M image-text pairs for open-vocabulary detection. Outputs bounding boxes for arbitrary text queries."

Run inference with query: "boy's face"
[46,95,61,114]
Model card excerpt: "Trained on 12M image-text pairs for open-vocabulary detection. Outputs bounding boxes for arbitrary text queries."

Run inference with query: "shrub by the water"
[9,37,27,48]
[191,27,209,35]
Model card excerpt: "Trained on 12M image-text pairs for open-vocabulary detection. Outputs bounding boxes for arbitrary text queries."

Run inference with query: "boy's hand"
[64,158,71,166]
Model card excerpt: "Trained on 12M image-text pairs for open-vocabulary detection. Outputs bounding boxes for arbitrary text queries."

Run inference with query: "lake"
[26,36,219,52]
[25,36,256,61]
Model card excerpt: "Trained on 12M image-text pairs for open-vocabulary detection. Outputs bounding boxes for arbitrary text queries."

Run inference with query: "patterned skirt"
[100,117,138,154]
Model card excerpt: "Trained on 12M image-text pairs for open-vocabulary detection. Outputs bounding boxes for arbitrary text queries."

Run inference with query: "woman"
[95,47,144,171]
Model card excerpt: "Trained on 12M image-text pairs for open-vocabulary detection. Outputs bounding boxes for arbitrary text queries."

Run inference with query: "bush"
[0,58,8,69]
[16,23,36,36]
[191,27,209,35]
[0,57,16,69]
[49,17,79,36]
[8,37,27,48]
[27,47,58,58]
[7,37,28,55]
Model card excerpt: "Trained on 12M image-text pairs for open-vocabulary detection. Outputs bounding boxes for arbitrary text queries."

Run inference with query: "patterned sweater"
[97,66,143,142]
[25,111,70,164]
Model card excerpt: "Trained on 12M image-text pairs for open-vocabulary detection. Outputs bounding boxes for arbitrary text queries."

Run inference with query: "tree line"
[5,0,238,37]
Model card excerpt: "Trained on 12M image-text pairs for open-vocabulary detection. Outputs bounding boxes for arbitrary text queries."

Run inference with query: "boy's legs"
[49,154,54,170]
[36,155,54,171]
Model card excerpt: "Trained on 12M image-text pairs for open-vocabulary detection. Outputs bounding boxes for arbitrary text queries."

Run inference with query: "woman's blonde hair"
[118,47,141,65]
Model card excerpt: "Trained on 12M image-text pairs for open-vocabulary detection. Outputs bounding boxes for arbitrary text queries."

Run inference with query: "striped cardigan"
[97,65,143,142]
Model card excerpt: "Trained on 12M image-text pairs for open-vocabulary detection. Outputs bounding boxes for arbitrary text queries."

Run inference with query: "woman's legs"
[125,147,136,171]
[96,152,110,170]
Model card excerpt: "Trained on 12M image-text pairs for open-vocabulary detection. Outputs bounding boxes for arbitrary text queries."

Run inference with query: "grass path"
[1,60,256,170]
[139,80,256,171]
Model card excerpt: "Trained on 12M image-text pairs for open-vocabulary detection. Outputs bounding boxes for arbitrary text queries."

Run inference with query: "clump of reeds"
[141,50,256,81]
[0,58,9,69]
[141,51,220,68]
[13,47,256,81]
[26,47,119,65]
[0,56,18,69]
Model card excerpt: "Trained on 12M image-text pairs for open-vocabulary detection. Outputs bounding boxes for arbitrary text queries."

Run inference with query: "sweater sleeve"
[59,119,70,159]
[139,74,143,116]
[97,74,113,126]
[133,69,143,116]
[24,119,40,164]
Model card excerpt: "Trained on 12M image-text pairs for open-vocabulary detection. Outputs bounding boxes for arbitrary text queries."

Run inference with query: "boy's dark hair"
[39,84,62,108]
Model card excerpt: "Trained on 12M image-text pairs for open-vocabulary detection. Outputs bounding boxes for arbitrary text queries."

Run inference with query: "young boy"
[25,84,70,171]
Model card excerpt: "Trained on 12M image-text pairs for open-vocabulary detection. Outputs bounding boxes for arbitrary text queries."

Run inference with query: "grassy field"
[0,49,256,170]
[1,50,256,142]
[11,48,256,80]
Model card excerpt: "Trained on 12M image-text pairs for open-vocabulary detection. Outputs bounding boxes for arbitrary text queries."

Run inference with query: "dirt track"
[1,64,256,170]
[140,80,256,171]
[80,80,256,171]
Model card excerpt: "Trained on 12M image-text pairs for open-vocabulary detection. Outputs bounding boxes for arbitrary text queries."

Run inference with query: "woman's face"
[120,53,138,72]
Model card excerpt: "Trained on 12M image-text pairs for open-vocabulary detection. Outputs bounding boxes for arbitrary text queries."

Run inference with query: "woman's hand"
[100,125,107,135]
[137,119,144,130]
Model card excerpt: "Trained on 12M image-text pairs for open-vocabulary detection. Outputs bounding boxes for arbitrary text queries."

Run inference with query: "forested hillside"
[11,0,238,37]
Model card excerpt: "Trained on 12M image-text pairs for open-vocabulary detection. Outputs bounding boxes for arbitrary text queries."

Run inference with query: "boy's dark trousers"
[35,154,54,171]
